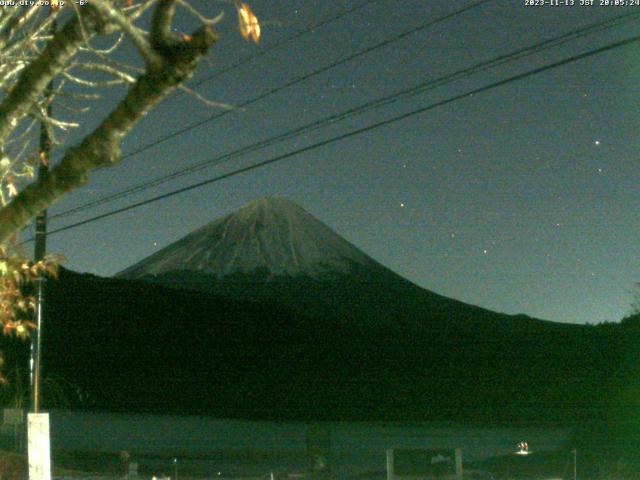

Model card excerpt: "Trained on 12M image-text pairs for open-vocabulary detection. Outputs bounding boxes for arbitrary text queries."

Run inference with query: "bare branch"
[11,136,35,165]
[0,5,41,50]
[0,64,28,91]
[126,0,159,22]
[4,118,38,147]
[0,8,110,144]
[150,0,178,50]
[62,70,131,88]
[175,0,225,26]
[30,110,79,131]
[79,31,125,54]
[0,24,218,242]
[55,91,102,101]
[53,100,92,115]
[177,84,234,109]
[71,61,137,84]
[89,0,162,68]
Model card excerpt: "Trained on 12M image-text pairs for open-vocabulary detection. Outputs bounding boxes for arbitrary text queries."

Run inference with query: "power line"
[50,9,640,220]
[33,31,640,241]
[116,0,494,160]
[182,0,380,92]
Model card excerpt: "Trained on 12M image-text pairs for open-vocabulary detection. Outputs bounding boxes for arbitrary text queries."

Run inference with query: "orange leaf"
[236,2,260,43]
[39,150,48,166]
[6,182,17,197]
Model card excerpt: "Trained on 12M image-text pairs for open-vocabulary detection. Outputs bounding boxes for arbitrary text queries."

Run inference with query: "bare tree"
[0,0,260,356]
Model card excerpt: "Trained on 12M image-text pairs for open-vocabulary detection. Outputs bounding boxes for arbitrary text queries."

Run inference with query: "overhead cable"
[32,31,640,240]
[50,9,640,220]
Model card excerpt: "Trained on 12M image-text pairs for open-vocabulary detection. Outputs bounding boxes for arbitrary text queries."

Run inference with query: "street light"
[515,442,530,455]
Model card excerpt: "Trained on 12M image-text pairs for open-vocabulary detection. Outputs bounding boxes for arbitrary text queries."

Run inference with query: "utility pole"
[30,103,50,413]
[30,19,55,414]
[27,16,56,480]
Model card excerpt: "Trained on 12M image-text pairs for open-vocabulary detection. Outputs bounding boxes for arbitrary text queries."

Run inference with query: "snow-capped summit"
[118,196,379,279]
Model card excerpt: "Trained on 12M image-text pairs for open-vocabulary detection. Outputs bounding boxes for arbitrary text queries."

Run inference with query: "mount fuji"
[117,196,535,329]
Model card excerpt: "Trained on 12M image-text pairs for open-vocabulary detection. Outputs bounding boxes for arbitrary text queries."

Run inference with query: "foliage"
[0,244,62,382]
[0,247,59,338]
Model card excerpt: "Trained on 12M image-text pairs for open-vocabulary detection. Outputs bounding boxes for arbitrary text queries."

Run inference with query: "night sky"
[32,0,640,324]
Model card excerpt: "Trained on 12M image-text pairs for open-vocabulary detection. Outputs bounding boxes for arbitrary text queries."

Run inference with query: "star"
[482,249,488,255]
[399,202,405,208]
[594,140,600,146]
